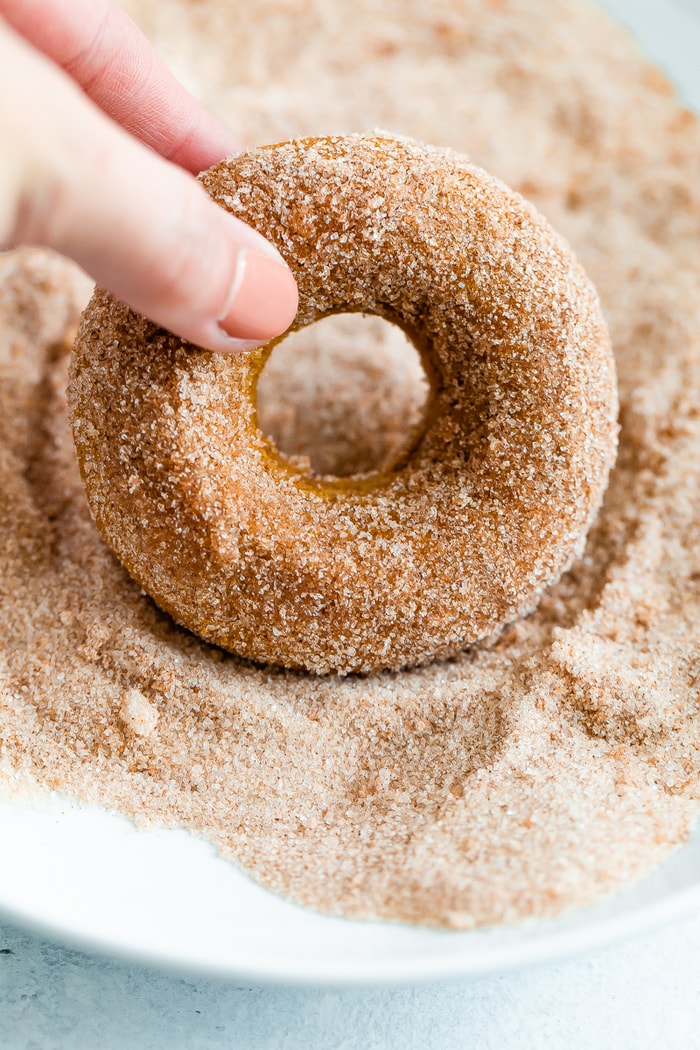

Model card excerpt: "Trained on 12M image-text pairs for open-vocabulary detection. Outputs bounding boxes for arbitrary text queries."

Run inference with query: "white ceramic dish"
[3,791,700,986]
[1,0,699,987]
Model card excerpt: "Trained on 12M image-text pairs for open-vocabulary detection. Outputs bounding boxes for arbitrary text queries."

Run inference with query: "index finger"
[0,0,236,173]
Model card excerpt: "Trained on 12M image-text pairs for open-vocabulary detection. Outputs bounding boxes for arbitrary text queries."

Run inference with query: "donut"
[68,133,618,675]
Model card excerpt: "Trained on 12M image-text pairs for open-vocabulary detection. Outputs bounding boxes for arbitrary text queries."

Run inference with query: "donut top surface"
[69,134,618,674]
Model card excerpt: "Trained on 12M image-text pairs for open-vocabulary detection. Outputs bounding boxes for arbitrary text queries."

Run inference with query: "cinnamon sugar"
[1,0,700,927]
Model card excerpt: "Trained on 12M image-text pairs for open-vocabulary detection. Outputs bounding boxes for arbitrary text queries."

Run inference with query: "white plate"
[2,0,700,986]
[2,792,700,986]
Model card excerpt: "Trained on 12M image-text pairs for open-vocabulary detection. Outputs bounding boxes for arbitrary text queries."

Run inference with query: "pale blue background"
[2,910,700,1048]
[2,0,700,1046]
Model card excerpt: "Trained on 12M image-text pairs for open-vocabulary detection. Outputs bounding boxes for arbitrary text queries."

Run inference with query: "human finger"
[0,22,297,352]
[0,0,236,173]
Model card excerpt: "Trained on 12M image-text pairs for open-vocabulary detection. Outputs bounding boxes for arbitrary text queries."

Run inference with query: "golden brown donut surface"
[68,134,618,675]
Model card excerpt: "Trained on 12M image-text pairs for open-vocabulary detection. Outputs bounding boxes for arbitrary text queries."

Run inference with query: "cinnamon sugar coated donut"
[68,133,618,675]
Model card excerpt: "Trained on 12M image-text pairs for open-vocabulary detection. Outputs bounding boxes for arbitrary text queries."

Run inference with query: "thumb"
[1,21,298,353]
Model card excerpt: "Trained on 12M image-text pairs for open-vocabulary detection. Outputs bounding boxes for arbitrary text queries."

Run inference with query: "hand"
[0,0,298,352]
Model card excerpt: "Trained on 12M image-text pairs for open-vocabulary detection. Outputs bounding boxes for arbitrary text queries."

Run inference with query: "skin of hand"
[0,0,298,352]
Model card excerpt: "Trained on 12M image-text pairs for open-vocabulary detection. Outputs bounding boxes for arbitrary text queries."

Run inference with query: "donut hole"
[255,313,431,479]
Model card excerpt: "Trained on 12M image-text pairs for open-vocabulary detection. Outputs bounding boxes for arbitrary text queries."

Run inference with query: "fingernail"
[219,248,298,341]
[210,336,267,354]
[249,236,288,266]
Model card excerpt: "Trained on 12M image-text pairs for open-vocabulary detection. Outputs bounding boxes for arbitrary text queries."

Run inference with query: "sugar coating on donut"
[69,133,618,674]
